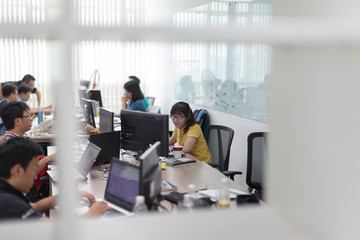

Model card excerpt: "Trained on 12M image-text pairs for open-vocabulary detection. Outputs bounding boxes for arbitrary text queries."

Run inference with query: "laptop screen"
[104,158,140,211]
[76,142,101,177]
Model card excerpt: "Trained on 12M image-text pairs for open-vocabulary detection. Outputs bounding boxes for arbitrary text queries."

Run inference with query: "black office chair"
[246,132,267,200]
[205,125,242,180]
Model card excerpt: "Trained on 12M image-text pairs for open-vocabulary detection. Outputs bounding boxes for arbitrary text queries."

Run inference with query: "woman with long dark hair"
[121,80,146,112]
[169,101,212,163]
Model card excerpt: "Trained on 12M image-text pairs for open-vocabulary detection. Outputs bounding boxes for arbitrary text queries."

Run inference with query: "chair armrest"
[222,171,242,180]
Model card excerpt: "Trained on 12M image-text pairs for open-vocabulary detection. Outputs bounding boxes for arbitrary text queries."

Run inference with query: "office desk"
[49,157,248,213]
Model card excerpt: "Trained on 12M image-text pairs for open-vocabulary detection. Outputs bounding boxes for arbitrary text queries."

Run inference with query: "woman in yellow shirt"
[169,102,212,163]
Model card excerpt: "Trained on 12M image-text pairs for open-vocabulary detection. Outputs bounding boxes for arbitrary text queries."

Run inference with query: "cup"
[172,146,183,159]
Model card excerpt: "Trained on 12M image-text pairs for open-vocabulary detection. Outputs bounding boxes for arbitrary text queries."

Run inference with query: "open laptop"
[100,158,140,218]
[47,142,101,182]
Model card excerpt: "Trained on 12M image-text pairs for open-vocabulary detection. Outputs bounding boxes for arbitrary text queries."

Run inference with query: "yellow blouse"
[172,124,212,164]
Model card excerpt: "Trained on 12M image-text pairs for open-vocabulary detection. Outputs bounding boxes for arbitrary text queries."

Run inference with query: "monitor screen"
[120,110,169,157]
[89,131,120,166]
[79,89,87,106]
[81,98,96,128]
[87,89,103,107]
[139,142,162,209]
[104,158,140,211]
[99,107,114,133]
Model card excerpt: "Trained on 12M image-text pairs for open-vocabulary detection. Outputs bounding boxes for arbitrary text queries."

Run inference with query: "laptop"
[47,142,101,182]
[100,158,140,218]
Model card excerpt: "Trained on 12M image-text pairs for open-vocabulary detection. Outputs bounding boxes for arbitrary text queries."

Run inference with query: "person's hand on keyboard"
[84,201,112,217]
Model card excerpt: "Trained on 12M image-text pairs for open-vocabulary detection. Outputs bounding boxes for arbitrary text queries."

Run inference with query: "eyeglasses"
[20,115,32,119]
[170,115,185,121]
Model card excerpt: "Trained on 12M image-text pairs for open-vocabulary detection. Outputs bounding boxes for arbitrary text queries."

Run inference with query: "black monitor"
[120,110,169,157]
[87,89,103,107]
[99,107,114,133]
[139,141,162,209]
[89,131,120,166]
[81,98,96,128]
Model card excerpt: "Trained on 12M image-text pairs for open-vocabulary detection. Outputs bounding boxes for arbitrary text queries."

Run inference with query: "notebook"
[161,157,196,166]
[100,158,140,218]
[47,142,101,182]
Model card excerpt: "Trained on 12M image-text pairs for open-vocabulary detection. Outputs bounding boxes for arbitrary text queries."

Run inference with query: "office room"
[1,0,359,239]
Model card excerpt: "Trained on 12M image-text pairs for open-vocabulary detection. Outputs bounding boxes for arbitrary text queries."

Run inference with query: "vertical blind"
[0,0,146,111]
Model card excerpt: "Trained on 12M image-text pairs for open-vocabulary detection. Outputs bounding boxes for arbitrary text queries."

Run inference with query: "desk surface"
[50,157,247,198]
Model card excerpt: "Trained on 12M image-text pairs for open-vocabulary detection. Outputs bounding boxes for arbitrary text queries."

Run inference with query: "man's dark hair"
[21,74,36,84]
[170,101,196,134]
[128,76,140,84]
[18,84,32,95]
[123,80,144,103]
[0,137,43,180]
[2,85,18,98]
[0,101,30,130]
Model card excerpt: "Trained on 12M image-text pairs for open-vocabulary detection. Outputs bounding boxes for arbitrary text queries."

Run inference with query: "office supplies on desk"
[161,179,177,191]
[47,142,101,182]
[161,158,196,166]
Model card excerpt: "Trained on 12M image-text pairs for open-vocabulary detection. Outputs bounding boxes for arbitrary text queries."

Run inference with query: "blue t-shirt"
[127,99,146,112]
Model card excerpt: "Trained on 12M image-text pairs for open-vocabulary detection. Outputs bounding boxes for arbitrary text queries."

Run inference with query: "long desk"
[49,155,248,211]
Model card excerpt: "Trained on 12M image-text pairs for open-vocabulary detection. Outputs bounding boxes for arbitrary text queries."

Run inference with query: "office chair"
[205,125,242,180]
[147,105,161,113]
[146,97,155,106]
[194,109,209,136]
[246,132,267,200]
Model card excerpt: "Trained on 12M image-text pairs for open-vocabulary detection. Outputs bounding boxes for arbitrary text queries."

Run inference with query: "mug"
[172,146,183,159]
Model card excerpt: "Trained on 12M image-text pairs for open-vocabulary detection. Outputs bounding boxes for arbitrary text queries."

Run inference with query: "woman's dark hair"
[123,80,144,103]
[129,76,140,84]
[170,101,196,134]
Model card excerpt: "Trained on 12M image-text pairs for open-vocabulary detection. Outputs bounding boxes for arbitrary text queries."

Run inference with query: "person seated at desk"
[114,79,146,117]
[0,137,110,220]
[0,85,19,136]
[169,101,212,164]
[0,101,54,200]
[1,74,42,106]
[17,84,52,115]
[128,76,149,109]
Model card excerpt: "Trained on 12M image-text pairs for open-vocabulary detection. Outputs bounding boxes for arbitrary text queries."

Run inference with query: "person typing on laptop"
[0,137,111,220]
[0,101,54,201]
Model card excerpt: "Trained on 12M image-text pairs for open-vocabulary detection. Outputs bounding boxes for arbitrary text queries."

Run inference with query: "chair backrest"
[246,132,267,196]
[146,97,155,106]
[205,125,234,172]
[194,109,209,136]
[147,105,161,113]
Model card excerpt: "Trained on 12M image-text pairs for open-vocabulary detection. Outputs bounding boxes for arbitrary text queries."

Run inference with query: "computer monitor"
[79,89,88,105]
[99,107,114,133]
[139,141,162,209]
[81,98,96,128]
[120,109,169,157]
[104,158,140,211]
[87,89,103,107]
[89,131,120,166]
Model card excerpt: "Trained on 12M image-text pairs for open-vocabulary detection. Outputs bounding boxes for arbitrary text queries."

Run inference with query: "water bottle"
[132,195,148,214]
[187,184,197,207]
[37,110,43,124]
[218,178,230,208]
[179,194,194,212]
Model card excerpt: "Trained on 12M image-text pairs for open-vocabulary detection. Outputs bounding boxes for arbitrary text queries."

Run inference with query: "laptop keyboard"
[103,208,126,218]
